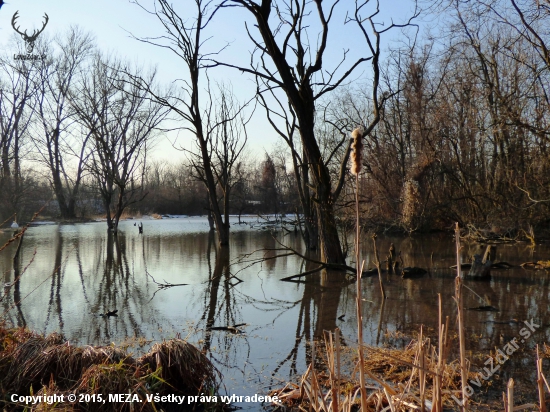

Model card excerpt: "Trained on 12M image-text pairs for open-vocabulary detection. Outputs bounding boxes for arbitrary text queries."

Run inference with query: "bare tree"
[186,84,249,235]
[71,55,168,233]
[130,0,246,248]
[33,27,95,219]
[215,0,419,264]
[208,85,249,234]
[0,54,37,219]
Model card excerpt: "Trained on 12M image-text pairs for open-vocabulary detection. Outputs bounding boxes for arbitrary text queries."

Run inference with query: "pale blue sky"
[0,0,423,163]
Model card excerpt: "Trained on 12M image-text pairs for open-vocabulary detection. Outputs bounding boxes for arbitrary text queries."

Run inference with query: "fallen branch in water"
[280,266,324,282]
[208,323,248,333]
[233,234,367,283]
[146,270,188,289]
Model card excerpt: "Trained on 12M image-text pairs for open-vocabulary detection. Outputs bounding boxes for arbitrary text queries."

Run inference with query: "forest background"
[1,0,550,245]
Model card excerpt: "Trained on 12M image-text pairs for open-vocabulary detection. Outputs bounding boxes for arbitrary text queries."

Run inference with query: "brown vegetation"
[0,325,220,411]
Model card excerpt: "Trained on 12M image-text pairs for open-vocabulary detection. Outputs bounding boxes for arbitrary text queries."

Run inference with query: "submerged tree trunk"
[197,128,229,246]
[299,115,345,265]
[468,245,496,278]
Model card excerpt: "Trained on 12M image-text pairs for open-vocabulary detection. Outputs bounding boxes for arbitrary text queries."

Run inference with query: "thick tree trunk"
[315,186,345,265]
[112,190,127,234]
[103,195,114,232]
[299,115,345,265]
[197,128,229,247]
[2,146,11,178]
[467,245,496,278]
[301,154,319,251]
[52,171,71,218]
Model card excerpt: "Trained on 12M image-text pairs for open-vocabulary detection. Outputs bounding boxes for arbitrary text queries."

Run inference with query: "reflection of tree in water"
[198,230,353,385]
[270,264,351,382]
[3,233,27,328]
[12,264,26,327]
[197,231,308,379]
[83,233,153,344]
[200,233,247,369]
[65,231,169,346]
[44,227,64,333]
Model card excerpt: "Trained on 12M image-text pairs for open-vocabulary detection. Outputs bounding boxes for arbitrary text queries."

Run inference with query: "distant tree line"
[1,1,550,257]
[136,153,300,218]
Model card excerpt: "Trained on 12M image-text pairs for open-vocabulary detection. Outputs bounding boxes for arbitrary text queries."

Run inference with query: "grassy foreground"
[0,324,220,411]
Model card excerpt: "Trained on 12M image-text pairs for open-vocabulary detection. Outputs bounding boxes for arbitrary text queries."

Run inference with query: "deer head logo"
[11,11,49,54]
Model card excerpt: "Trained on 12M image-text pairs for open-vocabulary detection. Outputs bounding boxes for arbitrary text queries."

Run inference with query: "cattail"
[350,127,364,175]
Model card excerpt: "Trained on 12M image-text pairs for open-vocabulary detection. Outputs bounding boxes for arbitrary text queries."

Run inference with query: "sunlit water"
[1,217,549,408]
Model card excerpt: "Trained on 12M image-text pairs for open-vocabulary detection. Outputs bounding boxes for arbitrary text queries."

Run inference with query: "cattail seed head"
[350,127,364,175]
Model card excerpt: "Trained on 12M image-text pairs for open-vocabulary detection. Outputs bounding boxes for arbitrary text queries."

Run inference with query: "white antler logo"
[11,11,49,54]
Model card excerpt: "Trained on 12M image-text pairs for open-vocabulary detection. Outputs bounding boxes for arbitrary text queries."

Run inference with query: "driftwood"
[467,305,498,311]
[520,261,550,270]
[361,268,383,277]
[208,323,247,333]
[466,245,495,278]
[451,261,512,270]
[461,224,517,243]
[100,310,118,317]
[401,267,427,278]
[145,269,188,302]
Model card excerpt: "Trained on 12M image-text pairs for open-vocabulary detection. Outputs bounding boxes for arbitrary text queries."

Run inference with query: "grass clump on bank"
[0,324,220,411]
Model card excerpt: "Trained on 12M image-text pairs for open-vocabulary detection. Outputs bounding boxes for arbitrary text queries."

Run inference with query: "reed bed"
[274,330,467,411]
[0,324,220,411]
[274,134,548,412]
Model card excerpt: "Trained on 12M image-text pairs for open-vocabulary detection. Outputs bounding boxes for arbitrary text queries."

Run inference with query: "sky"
[0,0,424,164]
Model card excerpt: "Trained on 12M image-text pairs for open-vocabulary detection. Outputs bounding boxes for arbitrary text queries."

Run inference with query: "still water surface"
[1,217,549,408]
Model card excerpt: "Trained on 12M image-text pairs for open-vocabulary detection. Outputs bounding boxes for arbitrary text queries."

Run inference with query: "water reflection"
[0,220,549,404]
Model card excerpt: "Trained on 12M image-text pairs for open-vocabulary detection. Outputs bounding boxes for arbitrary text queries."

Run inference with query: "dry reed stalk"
[432,294,448,412]
[311,340,319,412]
[0,213,15,229]
[323,330,339,411]
[0,202,49,254]
[335,328,341,391]
[455,223,468,411]
[536,346,546,412]
[376,300,386,345]
[305,340,330,412]
[352,126,368,411]
[372,234,386,299]
[355,257,369,410]
[507,378,514,412]
[418,328,426,412]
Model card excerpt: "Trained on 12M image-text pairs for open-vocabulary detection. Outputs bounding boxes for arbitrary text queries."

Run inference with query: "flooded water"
[1,217,549,408]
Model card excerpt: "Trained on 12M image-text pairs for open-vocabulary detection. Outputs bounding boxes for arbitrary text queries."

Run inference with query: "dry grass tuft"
[0,325,220,410]
[361,340,463,396]
[139,339,221,396]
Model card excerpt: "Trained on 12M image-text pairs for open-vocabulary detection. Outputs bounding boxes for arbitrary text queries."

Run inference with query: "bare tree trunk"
[300,125,345,263]
[197,129,230,246]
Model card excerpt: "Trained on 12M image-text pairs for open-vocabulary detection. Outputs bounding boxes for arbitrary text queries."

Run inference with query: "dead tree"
[467,245,496,279]
[129,0,241,248]
[215,0,419,264]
